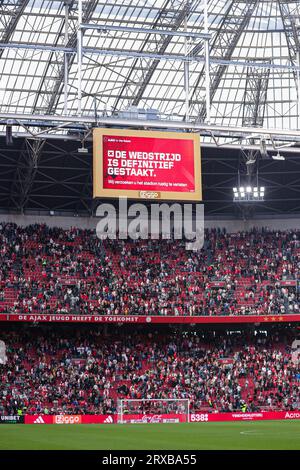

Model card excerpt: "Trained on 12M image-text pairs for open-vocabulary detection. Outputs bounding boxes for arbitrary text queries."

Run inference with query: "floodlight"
[233,185,265,202]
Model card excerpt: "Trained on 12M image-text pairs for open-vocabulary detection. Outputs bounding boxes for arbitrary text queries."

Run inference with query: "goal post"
[117,398,190,424]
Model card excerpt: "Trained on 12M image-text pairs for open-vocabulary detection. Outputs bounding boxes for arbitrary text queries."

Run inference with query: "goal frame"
[117,398,190,424]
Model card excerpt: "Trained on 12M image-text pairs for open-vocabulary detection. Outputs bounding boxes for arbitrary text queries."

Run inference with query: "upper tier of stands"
[0,223,299,317]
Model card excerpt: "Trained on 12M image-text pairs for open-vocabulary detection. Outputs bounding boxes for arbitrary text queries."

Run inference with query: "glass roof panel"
[0,0,299,132]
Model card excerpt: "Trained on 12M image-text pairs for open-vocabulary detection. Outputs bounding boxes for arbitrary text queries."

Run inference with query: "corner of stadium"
[0,0,300,461]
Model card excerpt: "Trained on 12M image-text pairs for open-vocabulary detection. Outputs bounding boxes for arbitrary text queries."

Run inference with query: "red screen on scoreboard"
[93,129,201,201]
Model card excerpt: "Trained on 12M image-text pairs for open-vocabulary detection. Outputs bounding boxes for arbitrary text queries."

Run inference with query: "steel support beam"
[81,23,210,40]
[111,0,193,112]
[203,0,210,123]
[241,60,271,175]
[278,1,300,128]
[9,139,45,212]
[64,2,70,115]
[190,0,259,121]
[0,0,29,58]
[31,0,98,115]
[242,62,270,128]
[0,113,300,154]
[1,130,300,153]
[0,42,299,72]
[2,112,300,139]
[77,0,83,116]
[184,11,190,121]
[30,0,76,114]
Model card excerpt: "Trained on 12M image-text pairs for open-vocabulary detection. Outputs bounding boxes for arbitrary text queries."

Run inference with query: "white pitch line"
[240,431,264,435]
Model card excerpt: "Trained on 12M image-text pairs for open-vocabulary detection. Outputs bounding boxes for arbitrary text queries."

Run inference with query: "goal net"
[117,398,190,424]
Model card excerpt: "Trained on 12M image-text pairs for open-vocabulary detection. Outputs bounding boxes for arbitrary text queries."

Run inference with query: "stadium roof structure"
[1,0,300,217]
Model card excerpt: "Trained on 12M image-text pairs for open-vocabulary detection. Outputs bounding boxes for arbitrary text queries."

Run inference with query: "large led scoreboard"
[93,128,202,201]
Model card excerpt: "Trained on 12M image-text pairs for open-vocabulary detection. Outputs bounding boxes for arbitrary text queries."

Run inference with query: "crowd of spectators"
[0,326,299,415]
[0,223,299,317]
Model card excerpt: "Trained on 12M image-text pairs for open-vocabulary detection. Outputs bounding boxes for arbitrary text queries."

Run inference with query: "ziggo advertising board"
[25,415,115,424]
[93,128,202,201]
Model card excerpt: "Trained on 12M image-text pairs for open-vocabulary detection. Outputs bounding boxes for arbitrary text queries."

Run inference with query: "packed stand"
[0,223,299,317]
[0,326,299,416]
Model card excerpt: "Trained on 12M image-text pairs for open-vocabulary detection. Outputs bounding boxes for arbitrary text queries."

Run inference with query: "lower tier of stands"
[0,324,299,416]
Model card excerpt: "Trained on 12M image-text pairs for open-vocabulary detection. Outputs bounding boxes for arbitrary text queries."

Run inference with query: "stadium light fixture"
[272,152,285,161]
[233,186,265,202]
[78,143,88,153]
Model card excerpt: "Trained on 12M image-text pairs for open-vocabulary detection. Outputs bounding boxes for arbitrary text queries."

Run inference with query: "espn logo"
[54,415,82,424]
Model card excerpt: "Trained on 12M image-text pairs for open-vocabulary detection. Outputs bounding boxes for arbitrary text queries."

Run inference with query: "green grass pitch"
[0,421,300,450]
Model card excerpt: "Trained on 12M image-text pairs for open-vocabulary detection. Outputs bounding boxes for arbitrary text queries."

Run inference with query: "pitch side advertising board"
[0,415,24,424]
[190,411,300,422]
[24,415,115,424]
[21,412,300,424]
[93,128,202,201]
